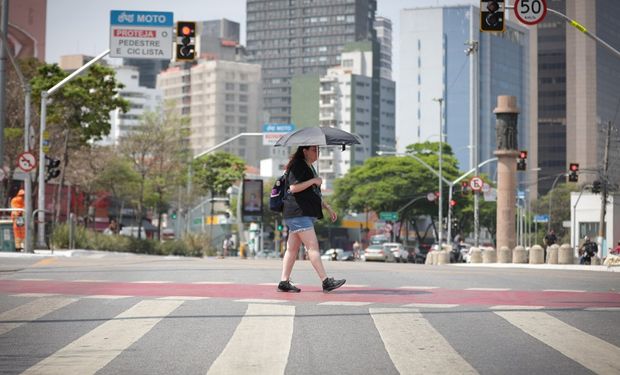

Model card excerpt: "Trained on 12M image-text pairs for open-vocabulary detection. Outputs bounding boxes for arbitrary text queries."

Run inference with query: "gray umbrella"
[274,126,362,149]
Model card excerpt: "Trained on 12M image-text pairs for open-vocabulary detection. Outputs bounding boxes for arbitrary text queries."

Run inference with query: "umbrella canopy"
[274,126,362,147]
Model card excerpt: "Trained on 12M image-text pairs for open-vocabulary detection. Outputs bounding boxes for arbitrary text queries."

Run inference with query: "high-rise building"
[157,60,263,166]
[121,59,170,89]
[199,19,242,61]
[399,5,535,181]
[564,0,620,188]
[103,66,162,146]
[316,45,395,191]
[374,16,392,80]
[246,0,378,124]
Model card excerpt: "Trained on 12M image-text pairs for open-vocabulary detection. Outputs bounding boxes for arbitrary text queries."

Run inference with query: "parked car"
[362,244,396,262]
[370,234,390,245]
[321,248,354,261]
[383,242,408,263]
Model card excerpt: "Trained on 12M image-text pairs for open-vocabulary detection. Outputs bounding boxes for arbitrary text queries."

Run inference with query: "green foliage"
[192,152,246,196]
[30,63,129,144]
[333,142,460,218]
[49,224,206,257]
[531,182,580,242]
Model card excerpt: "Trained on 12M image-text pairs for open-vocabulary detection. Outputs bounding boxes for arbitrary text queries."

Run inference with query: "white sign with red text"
[110,10,173,59]
[514,0,547,26]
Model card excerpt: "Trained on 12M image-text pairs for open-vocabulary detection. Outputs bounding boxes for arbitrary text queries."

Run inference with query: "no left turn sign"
[514,0,547,25]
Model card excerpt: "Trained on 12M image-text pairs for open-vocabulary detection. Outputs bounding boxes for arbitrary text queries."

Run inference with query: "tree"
[139,107,189,240]
[333,142,460,239]
[192,152,246,198]
[531,182,580,243]
[2,57,40,206]
[30,63,128,222]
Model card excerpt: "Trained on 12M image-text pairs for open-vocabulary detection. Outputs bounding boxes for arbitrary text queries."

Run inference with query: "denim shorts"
[285,216,316,233]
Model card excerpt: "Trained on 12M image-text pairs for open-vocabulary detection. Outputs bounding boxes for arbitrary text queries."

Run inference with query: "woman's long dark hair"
[285,146,311,171]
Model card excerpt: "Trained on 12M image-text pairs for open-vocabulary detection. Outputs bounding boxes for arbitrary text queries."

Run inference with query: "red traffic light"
[461,181,468,188]
[181,26,192,36]
[519,150,528,159]
[569,163,579,172]
[450,199,457,207]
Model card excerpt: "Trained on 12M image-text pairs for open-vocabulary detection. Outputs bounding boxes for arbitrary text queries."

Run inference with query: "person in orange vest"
[10,189,26,252]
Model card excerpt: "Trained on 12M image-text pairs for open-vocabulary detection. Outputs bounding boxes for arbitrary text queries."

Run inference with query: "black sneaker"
[278,280,301,293]
[322,277,346,292]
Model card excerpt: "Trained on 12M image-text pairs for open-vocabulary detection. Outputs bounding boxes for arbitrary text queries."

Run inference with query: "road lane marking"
[11,293,60,298]
[131,280,173,284]
[0,297,78,336]
[192,281,233,284]
[21,299,183,375]
[14,278,51,281]
[496,311,620,374]
[33,259,57,266]
[342,284,369,288]
[318,301,372,306]
[402,303,459,309]
[370,308,478,374]
[207,303,294,375]
[398,286,439,290]
[73,280,108,283]
[465,287,510,291]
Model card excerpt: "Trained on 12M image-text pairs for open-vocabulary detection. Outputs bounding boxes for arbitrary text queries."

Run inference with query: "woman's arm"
[322,201,337,222]
[289,177,321,193]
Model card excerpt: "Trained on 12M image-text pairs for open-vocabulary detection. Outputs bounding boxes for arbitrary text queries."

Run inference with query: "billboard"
[242,179,263,223]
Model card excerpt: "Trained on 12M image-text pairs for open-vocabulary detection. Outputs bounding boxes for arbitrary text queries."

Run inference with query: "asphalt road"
[0,251,619,374]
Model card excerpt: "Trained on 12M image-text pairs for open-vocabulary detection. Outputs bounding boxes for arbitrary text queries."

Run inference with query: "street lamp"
[432,98,444,245]
[547,172,568,232]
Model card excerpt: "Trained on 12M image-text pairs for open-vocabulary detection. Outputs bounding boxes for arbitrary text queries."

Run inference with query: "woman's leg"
[297,228,327,281]
[281,232,301,281]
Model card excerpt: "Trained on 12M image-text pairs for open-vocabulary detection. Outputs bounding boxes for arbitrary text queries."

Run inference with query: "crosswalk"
[1,294,619,375]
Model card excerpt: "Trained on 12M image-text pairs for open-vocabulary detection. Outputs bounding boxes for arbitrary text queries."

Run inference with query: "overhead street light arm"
[193,132,263,159]
[377,151,450,185]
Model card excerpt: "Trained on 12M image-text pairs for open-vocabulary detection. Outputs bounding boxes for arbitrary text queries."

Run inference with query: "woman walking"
[278,145,346,293]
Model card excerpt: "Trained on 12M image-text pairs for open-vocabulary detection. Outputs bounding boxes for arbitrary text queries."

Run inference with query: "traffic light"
[176,21,196,61]
[44,156,61,182]
[592,180,601,194]
[170,210,177,220]
[450,199,457,207]
[568,163,579,182]
[277,223,283,231]
[480,0,505,32]
[461,181,469,196]
[517,150,527,171]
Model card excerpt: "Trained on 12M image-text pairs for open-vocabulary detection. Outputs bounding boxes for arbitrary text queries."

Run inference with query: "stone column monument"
[493,96,519,251]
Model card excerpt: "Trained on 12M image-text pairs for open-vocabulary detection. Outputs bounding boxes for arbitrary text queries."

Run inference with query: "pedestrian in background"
[10,189,26,252]
[278,145,346,293]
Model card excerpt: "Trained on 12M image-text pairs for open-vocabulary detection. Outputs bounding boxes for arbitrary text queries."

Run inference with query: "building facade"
[246,0,378,124]
[399,5,534,181]
[103,66,162,146]
[374,16,392,80]
[157,60,263,165]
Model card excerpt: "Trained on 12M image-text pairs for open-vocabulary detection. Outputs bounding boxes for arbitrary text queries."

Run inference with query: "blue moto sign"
[110,10,174,59]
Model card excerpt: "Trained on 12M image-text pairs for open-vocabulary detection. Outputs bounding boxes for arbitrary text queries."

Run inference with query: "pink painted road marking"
[1,280,619,309]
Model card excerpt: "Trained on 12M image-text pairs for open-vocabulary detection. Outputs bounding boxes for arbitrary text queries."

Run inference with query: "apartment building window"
[225,115,235,123]
[239,94,248,102]
[239,105,248,113]
[226,104,235,112]
[225,82,235,90]
[239,84,249,92]
[225,94,235,101]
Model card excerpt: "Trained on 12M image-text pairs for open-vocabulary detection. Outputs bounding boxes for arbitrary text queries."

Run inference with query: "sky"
[45,0,477,83]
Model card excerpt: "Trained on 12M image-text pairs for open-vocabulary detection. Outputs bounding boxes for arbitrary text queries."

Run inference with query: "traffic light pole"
[36,49,110,247]
[447,157,497,245]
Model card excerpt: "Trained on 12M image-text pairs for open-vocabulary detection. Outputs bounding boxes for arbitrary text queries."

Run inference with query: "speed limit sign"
[514,0,547,25]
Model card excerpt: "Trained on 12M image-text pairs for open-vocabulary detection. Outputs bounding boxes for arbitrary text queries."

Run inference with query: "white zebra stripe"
[370,308,478,374]
[21,299,183,375]
[207,303,294,375]
[0,297,77,336]
[496,311,620,374]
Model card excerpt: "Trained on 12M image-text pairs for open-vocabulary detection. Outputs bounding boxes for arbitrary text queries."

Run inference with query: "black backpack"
[269,172,288,213]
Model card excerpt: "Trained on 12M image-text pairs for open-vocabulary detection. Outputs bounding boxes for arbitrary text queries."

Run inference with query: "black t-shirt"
[283,158,323,219]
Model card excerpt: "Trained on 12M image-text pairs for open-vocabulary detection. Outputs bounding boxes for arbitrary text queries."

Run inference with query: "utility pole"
[466,9,480,246]
[433,97,444,246]
[597,121,611,257]
[0,0,9,202]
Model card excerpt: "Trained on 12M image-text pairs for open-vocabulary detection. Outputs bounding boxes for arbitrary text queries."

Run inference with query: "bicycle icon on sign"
[117,12,134,23]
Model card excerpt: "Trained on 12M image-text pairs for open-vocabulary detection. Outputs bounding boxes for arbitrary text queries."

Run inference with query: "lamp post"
[547,172,567,232]
[432,98,444,245]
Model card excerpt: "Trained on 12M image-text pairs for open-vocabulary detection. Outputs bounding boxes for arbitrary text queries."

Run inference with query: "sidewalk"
[451,262,619,273]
